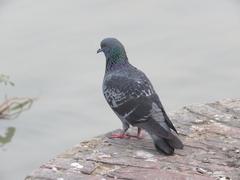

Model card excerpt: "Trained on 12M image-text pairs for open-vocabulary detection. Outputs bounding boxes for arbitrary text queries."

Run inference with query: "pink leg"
[137,127,142,138]
[126,128,143,139]
[110,128,143,139]
[110,133,131,139]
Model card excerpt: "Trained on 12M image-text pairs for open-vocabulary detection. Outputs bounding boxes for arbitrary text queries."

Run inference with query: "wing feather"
[103,70,178,138]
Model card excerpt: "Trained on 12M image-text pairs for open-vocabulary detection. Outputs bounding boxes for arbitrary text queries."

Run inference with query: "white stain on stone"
[145,158,157,162]
[70,162,83,169]
[98,153,111,158]
[52,166,58,172]
[135,150,154,159]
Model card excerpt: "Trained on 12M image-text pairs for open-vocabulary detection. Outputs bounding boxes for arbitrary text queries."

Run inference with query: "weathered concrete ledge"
[26,99,240,180]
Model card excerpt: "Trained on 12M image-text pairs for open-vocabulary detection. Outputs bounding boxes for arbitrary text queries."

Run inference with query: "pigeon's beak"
[97,48,103,54]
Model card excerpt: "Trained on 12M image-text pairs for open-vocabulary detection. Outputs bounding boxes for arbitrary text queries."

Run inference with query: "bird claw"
[109,128,144,139]
[109,133,143,139]
[109,133,131,139]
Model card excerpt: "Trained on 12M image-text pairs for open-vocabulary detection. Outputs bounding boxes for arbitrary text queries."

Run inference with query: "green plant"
[0,74,14,86]
[0,73,35,120]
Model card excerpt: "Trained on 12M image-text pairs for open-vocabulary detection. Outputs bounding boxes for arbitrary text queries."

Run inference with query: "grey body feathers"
[99,37,183,155]
[103,65,183,155]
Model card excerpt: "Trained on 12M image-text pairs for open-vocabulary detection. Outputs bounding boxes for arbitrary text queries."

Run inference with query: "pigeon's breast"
[102,71,129,108]
[103,86,128,108]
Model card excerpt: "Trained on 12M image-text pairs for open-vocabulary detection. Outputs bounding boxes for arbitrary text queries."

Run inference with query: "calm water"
[0,0,240,179]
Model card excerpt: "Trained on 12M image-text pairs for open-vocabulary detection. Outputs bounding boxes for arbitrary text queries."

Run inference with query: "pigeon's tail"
[151,134,174,155]
[150,133,183,155]
[166,132,184,149]
[141,121,183,155]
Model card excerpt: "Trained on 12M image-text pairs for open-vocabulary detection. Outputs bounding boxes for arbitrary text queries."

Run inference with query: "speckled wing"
[103,72,175,138]
[103,74,154,110]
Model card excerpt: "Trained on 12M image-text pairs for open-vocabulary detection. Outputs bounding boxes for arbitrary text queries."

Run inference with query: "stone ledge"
[25,98,240,180]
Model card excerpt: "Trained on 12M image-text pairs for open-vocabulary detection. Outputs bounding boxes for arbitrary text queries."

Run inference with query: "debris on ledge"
[25,99,240,180]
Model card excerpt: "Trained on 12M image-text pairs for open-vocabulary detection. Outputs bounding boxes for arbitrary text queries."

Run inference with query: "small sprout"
[0,74,14,86]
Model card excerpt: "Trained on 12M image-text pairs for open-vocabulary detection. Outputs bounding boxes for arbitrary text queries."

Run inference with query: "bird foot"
[109,133,143,139]
[109,133,131,139]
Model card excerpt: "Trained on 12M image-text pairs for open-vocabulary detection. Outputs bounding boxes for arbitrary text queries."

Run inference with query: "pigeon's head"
[97,38,128,61]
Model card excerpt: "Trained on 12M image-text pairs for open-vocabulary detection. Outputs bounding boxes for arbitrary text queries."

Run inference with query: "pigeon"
[97,38,183,155]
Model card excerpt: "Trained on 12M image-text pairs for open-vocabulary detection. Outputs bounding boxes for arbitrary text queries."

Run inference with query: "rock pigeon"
[97,38,183,155]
